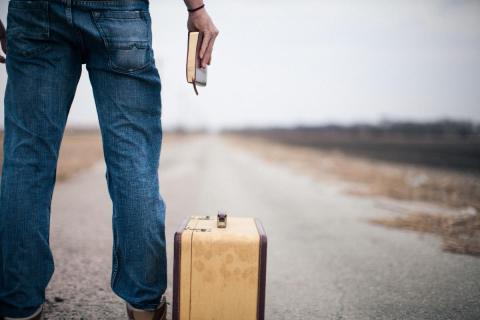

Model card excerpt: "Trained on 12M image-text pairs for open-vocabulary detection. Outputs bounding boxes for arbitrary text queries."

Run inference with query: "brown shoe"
[1,305,43,320]
[126,296,166,320]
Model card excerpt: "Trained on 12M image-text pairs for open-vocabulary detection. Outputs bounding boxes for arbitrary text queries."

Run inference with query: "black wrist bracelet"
[188,4,205,13]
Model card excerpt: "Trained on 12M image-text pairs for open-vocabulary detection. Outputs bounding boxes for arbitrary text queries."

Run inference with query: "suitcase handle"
[217,212,227,228]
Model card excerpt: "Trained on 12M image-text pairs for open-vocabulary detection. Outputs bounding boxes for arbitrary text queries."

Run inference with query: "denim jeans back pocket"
[6,1,50,58]
[92,10,153,74]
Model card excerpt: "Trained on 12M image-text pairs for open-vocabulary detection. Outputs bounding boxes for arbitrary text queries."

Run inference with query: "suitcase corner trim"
[172,217,190,320]
[255,218,267,320]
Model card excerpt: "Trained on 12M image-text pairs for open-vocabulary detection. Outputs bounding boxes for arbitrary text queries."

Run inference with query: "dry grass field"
[0,130,104,181]
[229,135,480,256]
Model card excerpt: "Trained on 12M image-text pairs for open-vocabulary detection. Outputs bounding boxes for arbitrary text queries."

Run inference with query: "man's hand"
[186,6,219,69]
[0,19,6,64]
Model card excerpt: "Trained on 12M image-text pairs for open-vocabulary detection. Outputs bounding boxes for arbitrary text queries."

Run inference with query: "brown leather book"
[186,31,207,95]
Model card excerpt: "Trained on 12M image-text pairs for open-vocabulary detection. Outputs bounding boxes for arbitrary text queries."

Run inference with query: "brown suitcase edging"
[172,218,189,320]
[255,218,267,320]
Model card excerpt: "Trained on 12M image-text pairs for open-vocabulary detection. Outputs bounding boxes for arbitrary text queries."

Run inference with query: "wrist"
[187,3,205,13]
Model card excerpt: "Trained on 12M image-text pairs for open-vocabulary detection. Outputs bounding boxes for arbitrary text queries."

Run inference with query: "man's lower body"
[0,0,166,317]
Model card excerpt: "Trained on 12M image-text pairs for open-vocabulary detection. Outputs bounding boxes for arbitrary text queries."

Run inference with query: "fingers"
[202,35,215,68]
[199,36,211,68]
[0,31,6,64]
[199,32,211,61]
[0,39,5,64]
[0,19,6,64]
[199,30,218,68]
[1,37,6,51]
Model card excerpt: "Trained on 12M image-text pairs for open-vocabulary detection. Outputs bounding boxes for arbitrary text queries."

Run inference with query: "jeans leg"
[0,4,82,316]
[59,0,166,310]
[87,52,166,310]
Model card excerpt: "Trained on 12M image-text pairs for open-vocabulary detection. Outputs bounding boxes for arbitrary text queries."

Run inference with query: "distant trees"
[229,120,480,139]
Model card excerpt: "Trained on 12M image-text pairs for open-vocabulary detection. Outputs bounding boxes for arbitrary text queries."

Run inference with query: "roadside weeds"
[370,212,480,256]
[228,135,480,257]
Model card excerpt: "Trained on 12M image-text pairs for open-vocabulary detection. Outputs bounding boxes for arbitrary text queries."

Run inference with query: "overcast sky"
[0,0,479,130]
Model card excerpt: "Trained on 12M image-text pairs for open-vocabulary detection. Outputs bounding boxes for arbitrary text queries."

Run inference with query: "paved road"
[46,135,480,319]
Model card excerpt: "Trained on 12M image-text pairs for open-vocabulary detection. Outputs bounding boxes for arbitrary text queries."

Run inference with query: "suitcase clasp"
[217,212,227,228]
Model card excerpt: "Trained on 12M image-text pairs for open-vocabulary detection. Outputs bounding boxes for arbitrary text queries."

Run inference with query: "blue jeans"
[0,0,166,317]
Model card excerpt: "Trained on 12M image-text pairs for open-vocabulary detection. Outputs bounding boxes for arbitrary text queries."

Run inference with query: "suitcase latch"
[217,212,227,228]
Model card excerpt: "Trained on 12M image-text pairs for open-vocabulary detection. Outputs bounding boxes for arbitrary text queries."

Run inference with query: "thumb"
[1,38,7,54]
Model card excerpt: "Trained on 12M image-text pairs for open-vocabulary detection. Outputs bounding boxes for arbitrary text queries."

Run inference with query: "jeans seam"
[111,243,119,289]
[107,169,120,290]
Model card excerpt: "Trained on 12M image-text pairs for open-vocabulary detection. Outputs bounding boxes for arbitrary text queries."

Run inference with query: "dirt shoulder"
[227,135,480,256]
[0,130,104,181]
[0,130,189,182]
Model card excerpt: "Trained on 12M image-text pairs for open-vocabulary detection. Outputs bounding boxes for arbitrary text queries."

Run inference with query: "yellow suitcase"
[173,214,267,320]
